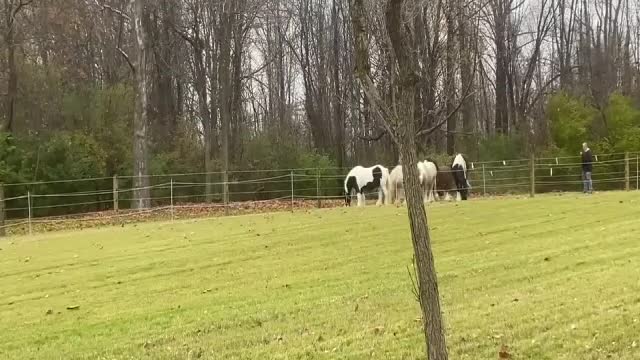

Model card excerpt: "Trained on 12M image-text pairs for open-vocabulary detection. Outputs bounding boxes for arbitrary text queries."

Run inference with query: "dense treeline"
[1,0,640,207]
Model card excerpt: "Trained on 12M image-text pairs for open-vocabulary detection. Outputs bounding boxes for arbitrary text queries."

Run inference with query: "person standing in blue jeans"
[581,142,593,194]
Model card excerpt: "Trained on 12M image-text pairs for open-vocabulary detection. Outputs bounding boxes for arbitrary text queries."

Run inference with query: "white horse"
[388,161,438,204]
[344,165,390,207]
[419,160,438,203]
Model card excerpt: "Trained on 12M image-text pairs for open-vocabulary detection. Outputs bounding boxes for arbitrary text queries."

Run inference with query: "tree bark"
[183,3,215,201]
[458,1,476,155]
[493,0,510,135]
[230,0,246,166]
[219,0,233,209]
[332,0,345,168]
[276,0,287,134]
[1,0,23,133]
[0,184,5,237]
[133,0,151,209]
[4,33,17,133]
[445,1,456,155]
[207,7,220,201]
[351,0,449,358]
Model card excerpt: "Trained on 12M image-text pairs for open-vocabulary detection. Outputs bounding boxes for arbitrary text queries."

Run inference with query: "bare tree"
[219,0,233,209]
[0,0,32,133]
[132,0,151,209]
[445,0,457,155]
[458,0,478,155]
[176,0,218,201]
[331,0,345,167]
[0,184,5,237]
[351,0,448,358]
[491,0,512,135]
[553,0,578,89]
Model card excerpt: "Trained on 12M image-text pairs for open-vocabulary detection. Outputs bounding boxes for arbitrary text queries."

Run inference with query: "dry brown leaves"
[6,199,344,236]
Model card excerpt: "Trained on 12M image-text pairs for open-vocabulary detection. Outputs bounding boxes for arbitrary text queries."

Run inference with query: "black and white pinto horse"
[344,165,390,207]
[451,154,471,201]
[435,154,471,201]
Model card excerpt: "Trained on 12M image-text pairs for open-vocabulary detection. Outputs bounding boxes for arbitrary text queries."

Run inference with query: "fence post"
[223,171,229,216]
[316,168,321,209]
[170,178,174,221]
[529,153,536,198]
[27,191,32,236]
[291,171,294,212]
[625,152,630,191]
[481,164,486,197]
[113,175,119,212]
[636,155,640,190]
[0,184,5,237]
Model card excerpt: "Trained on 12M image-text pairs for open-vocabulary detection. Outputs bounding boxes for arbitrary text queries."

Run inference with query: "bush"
[228,134,338,201]
[548,92,596,153]
[478,134,526,162]
[0,133,18,183]
[31,133,109,216]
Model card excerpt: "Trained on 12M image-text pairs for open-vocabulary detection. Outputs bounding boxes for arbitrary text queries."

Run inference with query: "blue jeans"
[582,171,593,193]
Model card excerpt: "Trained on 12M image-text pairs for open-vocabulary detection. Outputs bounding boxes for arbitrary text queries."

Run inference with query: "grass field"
[1,192,640,359]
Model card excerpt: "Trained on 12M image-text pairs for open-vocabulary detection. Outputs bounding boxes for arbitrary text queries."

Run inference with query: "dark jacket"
[581,149,593,172]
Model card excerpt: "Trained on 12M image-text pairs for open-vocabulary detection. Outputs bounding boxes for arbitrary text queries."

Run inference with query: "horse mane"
[451,153,469,167]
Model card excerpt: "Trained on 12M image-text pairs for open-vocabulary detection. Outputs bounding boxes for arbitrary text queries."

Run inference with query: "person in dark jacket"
[581,142,593,194]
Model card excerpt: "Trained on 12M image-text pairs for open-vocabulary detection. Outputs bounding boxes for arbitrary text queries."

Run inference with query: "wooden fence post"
[290,171,294,212]
[223,171,229,216]
[529,154,536,198]
[625,152,630,191]
[316,169,321,209]
[0,184,5,237]
[113,175,119,212]
[170,178,174,221]
[481,164,486,197]
[636,154,640,190]
[27,191,32,236]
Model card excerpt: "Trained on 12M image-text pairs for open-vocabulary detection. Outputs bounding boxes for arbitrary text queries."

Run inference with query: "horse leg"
[422,184,430,204]
[382,183,390,205]
[420,179,427,204]
[394,182,400,205]
[432,177,439,202]
[376,187,383,206]
[430,181,436,202]
[456,190,462,202]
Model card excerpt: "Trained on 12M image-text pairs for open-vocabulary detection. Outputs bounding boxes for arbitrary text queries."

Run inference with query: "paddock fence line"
[1,151,639,236]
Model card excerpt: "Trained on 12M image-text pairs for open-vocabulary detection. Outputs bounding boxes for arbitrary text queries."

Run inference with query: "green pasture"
[1,192,639,359]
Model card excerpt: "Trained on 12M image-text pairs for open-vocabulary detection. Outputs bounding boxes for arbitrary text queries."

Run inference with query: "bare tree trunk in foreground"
[132,0,151,209]
[351,0,448,358]
[0,184,5,237]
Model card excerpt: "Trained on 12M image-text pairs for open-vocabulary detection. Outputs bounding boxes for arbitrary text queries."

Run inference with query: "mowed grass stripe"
[1,192,639,359]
